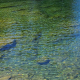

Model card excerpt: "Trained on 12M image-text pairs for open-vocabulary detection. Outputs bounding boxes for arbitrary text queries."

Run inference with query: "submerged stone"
[32,32,42,42]
[0,54,5,59]
[0,39,16,51]
[37,59,50,65]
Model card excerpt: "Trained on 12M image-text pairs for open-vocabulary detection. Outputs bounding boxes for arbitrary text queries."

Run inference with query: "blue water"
[0,0,80,80]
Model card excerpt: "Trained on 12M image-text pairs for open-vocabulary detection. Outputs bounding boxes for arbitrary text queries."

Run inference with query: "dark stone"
[37,59,50,65]
[0,5,21,9]
[0,39,16,51]
[74,75,78,78]
[32,32,42,42]
[17,9,26,11]
[0,54,5,59]
[8,77,12,80]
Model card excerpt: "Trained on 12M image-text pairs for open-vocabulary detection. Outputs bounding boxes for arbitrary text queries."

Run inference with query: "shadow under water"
[0,39,16,51]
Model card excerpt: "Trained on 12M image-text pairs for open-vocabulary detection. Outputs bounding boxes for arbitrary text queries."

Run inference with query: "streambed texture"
[0,0,80,80]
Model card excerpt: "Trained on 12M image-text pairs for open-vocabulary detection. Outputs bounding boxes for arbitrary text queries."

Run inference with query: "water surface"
[0,0,80,80]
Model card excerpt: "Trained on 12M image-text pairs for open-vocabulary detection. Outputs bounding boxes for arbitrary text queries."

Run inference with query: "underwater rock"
[37,59,50,65]
[0,76,11,80]
[8,76,12,80]
[29,32,42,60]
[17,9,26,11]
[0,39,16,51]
[32,32,42,43]
[0,54,5,59]
[0,5,21,9]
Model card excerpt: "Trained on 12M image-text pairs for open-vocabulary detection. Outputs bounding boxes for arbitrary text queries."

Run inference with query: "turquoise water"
[0,0,80,80]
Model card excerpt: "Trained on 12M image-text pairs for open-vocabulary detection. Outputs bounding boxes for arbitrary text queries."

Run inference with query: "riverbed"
[0,0,80,80]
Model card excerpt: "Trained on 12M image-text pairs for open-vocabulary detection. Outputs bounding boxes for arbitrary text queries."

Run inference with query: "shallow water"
[0,0,80,80]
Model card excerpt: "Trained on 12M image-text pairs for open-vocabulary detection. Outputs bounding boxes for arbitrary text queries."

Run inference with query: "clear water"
[0,0,80,80]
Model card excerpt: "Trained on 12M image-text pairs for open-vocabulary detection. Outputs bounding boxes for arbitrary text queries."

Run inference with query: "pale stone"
[0,76,11,80]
